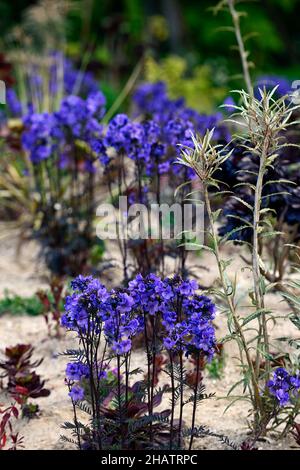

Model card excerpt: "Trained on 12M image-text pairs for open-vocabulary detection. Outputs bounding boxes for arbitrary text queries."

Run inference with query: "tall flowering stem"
[203,182,263,420]
[213,0,253,94]
[227,0,252,95]
[252,144,269,380]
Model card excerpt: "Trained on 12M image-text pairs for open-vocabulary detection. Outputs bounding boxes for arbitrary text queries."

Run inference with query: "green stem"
[103,59,143,123]
[252,140,270,385]
[227,0,253,95]
[203,184,263,422]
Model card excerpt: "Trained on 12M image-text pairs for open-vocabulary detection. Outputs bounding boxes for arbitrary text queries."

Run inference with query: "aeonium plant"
[0,403,24,450]
[37,276,66,337]
[0,344,50,418]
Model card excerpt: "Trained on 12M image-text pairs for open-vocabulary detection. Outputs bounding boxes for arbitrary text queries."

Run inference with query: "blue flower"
[117,293,135,313]
[63,57,99,97]
[254,76,291,99]
[6,89,22,116]
[163,337,176,350]
[63,274,216,361]
[22,112,57,164]
[66,362,89,380]
[112,339,132,355]
[69,384,85,401]
[267,368,300,406]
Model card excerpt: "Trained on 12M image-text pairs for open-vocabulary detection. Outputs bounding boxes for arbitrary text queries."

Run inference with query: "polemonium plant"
[61,274,218,450]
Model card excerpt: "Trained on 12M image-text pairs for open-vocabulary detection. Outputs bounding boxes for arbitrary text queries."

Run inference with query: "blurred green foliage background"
[0,0,299,111]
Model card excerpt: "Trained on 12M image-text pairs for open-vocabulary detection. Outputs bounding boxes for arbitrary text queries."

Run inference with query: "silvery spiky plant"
[177,87,300,434]
[228,87,300,385]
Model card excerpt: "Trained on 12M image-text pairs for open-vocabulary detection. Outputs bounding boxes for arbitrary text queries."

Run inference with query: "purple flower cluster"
[267,368,300,406]
[66,361,90,381]
[102,291,141,355]
[254,75,291,100]
[133,82,186,123]
[161,277,216,356]
[63,274,216,409]
[22,112,58,164]
[62,276,142,355]
[55,92,105,138]
[103,114,163,177]
[133,81,230,141]
[6,89,22,117]
[68,384,85,402]
[61,275,109,331]
[94,81,230,188]
[66,361,90,402]
[129,274,216,358]
[128,273,174,315]
[22,91,106,168]
[62,274,216,360]
[20,79,230,191]
[63,57,99,98]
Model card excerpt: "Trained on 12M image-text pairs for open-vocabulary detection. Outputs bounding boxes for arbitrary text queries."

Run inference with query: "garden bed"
[0,227,298,450]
